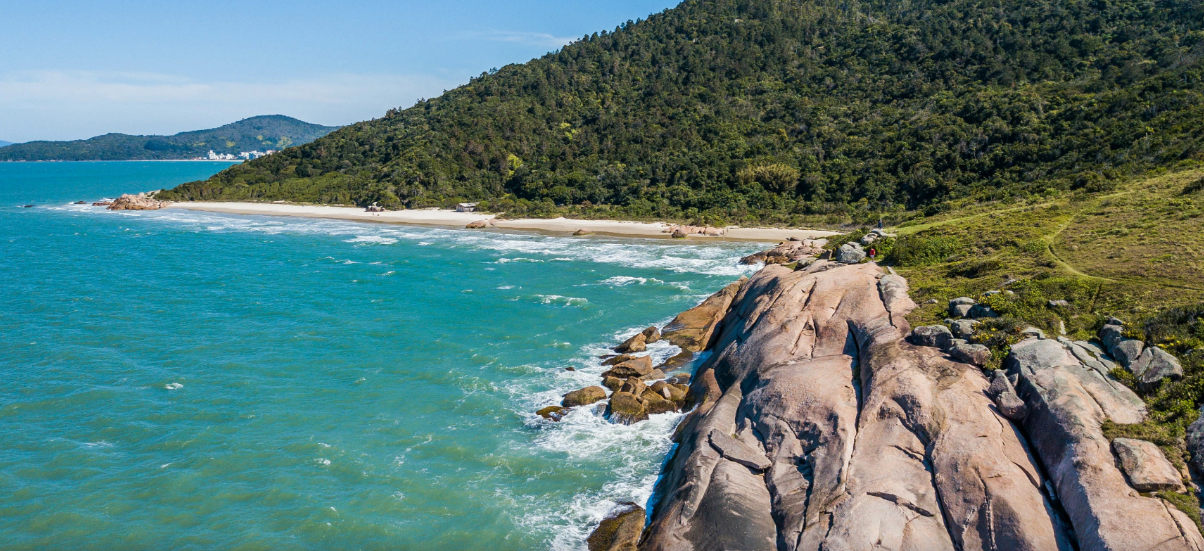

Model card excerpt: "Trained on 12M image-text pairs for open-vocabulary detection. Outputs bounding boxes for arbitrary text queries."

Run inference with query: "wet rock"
[536,405,568,421]
[910,325,953,349]
[562,386,607,408]
[586,502,644,551]
[950,343,992,366]
[639,368,666,381]
[671,229,688,238]
[107,193,168,211]
[1112,438,1186,493]
[949,297,976,317]
[620,377,647,397]
[642,391,677,414]
[573,229,594,236]
[651,381,688,405]
[601,354,636,366]
[666,373,691,386]
[601,356,653,379]
[602,376,623,392]
[605,392,648,425]
[641,326,661,344]
[837,242,865,263]
[662,278,747,352]
[465,220,488,229]
[615,332,647,353]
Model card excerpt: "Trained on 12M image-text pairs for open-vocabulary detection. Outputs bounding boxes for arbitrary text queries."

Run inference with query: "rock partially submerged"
[107,193,168,210]
[562,386,607,407]
[661,278,746,352]
[587,502,645,551]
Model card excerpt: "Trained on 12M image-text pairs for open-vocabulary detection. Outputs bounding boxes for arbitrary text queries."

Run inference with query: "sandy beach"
[167,202,837,242]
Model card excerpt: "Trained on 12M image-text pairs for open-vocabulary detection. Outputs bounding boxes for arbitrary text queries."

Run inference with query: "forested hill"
[161,0,1204,225]
[0,141,13,148]
[0,116,340,161]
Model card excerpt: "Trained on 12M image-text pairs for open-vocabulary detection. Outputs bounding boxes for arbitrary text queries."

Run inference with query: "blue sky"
[0,0,680,142]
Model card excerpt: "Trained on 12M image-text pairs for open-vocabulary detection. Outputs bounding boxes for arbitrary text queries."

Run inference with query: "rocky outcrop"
[661,278,747,352]
[836,242,865,263]
[562,386,608,407]
[1006,337,1203,550]
[1098,322,1184,391]
[641,262,1073,551]
[588,503,645,551]
[1112,438,1185,492]
[739,239,825,265]
[107,193,168,210]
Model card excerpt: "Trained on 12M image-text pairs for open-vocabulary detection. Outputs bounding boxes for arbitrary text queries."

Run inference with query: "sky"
[0,0,681,143]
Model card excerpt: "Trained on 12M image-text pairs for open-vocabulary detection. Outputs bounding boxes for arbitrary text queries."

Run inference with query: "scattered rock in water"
[1112,438,1185,492]
[465,220,488,229]
[601,354,636,366]
[837,242,865,263]
[655,349,695,372]
[641,391,677,415]
[92,200,113,206]
[561,386,607,408]
[641,325,661,344]
[640,368,666,381]
[671,229,688,238]
[910,325,953,349]
[619,377,647,396]
[605,392,648,425]
[651,380,689,406]
[536,405,568,421]
[73,200,86,205]
[666,373,691,386]
[107,194,168,210]
[21,204,33,208]
[948,297,976,317]
[614,332,647,353]
[573,229,593,236]
[586,502,645,551]
[602,376,623,391]
[601,356,653,379]
[564,366,576,372]
[950,343,991,366]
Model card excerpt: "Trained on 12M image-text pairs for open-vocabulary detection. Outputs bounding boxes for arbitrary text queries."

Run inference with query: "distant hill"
[0,140,12,148]
[0,116,340,161]
[162,0,1204,226]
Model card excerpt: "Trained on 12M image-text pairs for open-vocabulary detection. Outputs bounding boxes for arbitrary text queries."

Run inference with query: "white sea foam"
[345,235,398,245]
[165,382,183,390]
[535,295,589,307]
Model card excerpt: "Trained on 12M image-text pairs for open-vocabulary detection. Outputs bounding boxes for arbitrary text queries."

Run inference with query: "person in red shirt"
[869,247,877,261]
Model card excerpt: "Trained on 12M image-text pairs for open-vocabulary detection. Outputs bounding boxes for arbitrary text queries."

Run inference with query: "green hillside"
[162,0,1204,226]
[0,116,340,161]
[0,140,13,148]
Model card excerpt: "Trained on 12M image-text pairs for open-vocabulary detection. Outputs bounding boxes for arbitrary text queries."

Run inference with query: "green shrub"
[889,235,963,267]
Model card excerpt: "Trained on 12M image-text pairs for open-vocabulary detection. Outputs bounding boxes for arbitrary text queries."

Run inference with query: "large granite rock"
[562,386,608,407]
[602,356,654,379]
[1112,438,1185,492]
[107,193,168,210]
[641,263,1071,551]
[837,242,866,263]
[615,332,647,353]
[949,297,976,318]
[1007,337,1203,550]
[661,278,747,352]
[1188,408,1204,476]
[910,325,953,349]
[587,502,645,551]
[1130,346,1185,391]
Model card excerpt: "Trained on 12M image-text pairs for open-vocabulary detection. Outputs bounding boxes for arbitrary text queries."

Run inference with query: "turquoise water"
[0,162,759,550]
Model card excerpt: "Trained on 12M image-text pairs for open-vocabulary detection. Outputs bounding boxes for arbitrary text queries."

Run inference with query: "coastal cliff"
[588,259,1204,551]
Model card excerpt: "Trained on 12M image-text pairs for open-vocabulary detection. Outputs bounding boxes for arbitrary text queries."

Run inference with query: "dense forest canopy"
[0,116,340,161]
[161,0,1204,225]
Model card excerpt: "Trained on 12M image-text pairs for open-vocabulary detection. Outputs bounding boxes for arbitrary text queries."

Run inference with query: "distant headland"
[0,115,339,162]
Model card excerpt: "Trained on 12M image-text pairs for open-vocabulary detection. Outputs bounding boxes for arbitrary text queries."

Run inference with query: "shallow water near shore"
[0,162,760,550]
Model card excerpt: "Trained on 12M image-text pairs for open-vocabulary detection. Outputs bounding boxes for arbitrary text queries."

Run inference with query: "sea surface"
[0,162,761,550]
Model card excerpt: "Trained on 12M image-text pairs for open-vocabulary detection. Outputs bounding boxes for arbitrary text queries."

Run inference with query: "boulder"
[620,377,647,397]
[662,278,747,352]
[950,343,992,366]
[639,368,666,381]
[1113,339,1145,369]
[107,193,168,211]
[651,381,689,405]
[987,371,1028,420]
[586,502,644,551]
[614,332,647,353]
[601,376,623,392]
[642,391,677,415]
[1187,408,1204,475]
[671,229,688,238]
[1112,438,1186,492]
[601,356,653,379]
[465,220,488,229]
[910,325,954,349]
[1131,347,1184,391]
[536,405,568,421]
[949,297,976,318]
[968,303,999,319]
[562,386,607,408]
[950,319,980,338]
[605,392,648,425]
[859,233,878,245]
[601,354,635,366]
[573,229,594,236]
[1099,324,1125,354]
[836,242,865,263]
[641,325,661,344]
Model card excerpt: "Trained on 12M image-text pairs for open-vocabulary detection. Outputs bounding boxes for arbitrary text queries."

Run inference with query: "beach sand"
[167,202,837,242]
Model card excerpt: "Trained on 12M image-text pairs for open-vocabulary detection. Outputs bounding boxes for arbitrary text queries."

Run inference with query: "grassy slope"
[870,165,1204,519]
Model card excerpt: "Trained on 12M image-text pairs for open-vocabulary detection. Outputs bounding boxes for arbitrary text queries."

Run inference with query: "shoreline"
[167,202,838,242]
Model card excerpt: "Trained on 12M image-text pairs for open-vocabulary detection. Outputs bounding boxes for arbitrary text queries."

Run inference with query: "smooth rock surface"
[837,242,866,263]
[1112,438,1185,492]
[661,279,746,352]
[562,386,607,407]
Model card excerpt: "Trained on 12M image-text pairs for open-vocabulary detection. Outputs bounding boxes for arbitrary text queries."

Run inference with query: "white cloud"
[0,71,462,142]
[458,30,576,49]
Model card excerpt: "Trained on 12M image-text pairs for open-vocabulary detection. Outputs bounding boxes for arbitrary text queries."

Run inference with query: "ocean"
[0,162,761,550]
